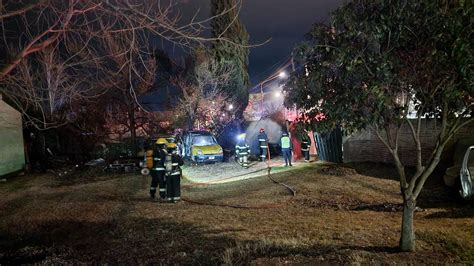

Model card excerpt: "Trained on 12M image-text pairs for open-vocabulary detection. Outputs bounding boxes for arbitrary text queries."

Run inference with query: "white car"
[444,140,474,200]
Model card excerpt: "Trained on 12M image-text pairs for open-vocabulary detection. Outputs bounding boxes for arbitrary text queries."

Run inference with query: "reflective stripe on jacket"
[257,133,268,146]
[301,141,309,151]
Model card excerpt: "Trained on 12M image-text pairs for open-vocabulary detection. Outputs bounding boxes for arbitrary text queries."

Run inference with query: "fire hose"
[181,144,296,209]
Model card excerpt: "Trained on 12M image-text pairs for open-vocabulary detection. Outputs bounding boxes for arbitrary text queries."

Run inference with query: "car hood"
[192,145,222,155]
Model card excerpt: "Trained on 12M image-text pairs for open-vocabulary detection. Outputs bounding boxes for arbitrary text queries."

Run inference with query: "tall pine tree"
[211,0,250,117]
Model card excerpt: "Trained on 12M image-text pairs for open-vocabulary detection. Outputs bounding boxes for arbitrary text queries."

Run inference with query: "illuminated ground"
[0,164,473,264]
[182,157,315,184]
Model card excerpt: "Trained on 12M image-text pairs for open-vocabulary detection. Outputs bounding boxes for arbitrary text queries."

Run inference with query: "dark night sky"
[167,0,344,85]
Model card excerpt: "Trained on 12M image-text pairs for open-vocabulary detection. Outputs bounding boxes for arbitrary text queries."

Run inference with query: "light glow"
[278,71,287,78]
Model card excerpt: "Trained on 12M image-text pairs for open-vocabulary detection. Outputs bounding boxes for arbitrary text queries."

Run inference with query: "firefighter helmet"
[259,128,265,133]
[156,138,168,145]
[167,143,177,149]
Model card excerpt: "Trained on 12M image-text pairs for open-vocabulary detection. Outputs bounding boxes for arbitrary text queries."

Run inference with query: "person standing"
[165,142,184,203]
[150,138,168,199]
[235,133,250,168]
[300,131,311,162]
[257,128,269,162]
[281,132,292,167]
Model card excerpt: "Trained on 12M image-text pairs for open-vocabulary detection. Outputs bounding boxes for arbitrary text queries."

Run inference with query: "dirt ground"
[0,163,473,264]
[182,157,313,184]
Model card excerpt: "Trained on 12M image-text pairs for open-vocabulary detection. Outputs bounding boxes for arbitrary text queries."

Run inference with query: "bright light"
[274,91,282,98]
[228,104,234,110]
[278,71,287,78]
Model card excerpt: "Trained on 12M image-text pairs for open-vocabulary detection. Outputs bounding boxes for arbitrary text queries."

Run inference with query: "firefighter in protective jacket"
[300,131,311,162]
[235,133,250,168]
[150,138,168,199]
[165,142,184,203]
[257,128,269,162]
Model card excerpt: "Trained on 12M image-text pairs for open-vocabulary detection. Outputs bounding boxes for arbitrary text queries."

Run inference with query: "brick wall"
[343,119,474,166]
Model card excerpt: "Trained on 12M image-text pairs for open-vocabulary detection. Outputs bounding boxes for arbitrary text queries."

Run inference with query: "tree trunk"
[129,104,137,156]
[188,111,195,130]
[400,198,416,252]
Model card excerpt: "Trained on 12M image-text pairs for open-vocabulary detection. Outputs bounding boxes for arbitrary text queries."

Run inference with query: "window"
[192,135,217,146]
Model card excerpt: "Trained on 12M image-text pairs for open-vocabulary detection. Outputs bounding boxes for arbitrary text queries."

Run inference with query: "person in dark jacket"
[235,133,250,168]
[300,131,311,162]
[281,132,292,167]
[150,138,168,199]
[165,142,184,203]
[257,128,269,162]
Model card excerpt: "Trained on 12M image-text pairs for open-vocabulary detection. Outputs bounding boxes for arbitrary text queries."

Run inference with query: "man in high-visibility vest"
[150,138,168,199]
[165,142,184,203]
[280,132,293,167]
[257,128,269,162]
[235,133,250,168]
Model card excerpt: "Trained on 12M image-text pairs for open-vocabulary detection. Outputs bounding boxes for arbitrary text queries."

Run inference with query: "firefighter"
[281,132,292,167]
[301,131,311,162]
[235,133,250,168]
[258,128,269,162]
[165,142,184,203]
[150,138,168,200]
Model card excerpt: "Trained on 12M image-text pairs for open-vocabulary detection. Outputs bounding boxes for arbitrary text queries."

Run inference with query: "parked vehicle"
[444,138,474,200]
[459,146,473,200]
[181,131,223,163]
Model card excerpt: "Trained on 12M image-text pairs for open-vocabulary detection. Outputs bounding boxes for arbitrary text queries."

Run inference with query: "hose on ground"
[181,165,296,209]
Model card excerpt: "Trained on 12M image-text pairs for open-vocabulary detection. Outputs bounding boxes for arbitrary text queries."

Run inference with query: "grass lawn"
[0,163,473,264]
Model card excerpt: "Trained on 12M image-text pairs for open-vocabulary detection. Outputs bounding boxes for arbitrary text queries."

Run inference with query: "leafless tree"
[173,56,236,132]
[0,0,246,131]
[0,0,245,79]
[1,44,100,129]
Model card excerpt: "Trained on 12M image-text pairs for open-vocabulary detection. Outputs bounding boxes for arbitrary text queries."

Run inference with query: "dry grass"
[0,163,473,264]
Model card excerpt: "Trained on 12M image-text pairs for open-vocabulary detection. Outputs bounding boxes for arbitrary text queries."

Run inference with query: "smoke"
[245,119,284,155]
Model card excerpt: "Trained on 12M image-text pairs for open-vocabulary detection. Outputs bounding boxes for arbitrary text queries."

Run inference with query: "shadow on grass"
[351,203,403,212]
[0,220,117,264]
[0,214,464,264]
[424,206,474,219]
[0,217,234,264]
[345,162,446,187]
[346,162,467,209]
[222,241,425,265]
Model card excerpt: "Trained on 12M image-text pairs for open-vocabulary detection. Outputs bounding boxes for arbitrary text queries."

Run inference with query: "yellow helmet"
[156,138,168,145]
[167,142,177,149]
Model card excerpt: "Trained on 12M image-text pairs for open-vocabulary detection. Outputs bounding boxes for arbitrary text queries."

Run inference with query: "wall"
[343,119,474,166]
[0,98,25,176]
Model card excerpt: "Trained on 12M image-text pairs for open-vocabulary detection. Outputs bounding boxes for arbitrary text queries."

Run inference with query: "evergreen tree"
[211,0,250,117]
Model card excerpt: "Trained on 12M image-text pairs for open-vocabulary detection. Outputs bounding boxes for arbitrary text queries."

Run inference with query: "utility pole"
[260,83,264,118]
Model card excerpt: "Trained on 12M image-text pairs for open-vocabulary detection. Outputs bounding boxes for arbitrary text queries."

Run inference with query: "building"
[0,95,25,176]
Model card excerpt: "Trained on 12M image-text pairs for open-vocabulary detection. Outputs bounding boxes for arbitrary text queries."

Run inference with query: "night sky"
[169,0,344,85]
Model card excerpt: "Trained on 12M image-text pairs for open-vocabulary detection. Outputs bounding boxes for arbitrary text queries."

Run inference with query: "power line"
[249,61,292,93]
[251,54,291,83]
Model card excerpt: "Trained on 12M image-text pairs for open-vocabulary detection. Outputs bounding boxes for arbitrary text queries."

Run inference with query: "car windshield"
[192,135,217,146]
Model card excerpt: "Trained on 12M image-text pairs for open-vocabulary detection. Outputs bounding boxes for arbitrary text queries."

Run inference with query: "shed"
[0,95,25,176]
